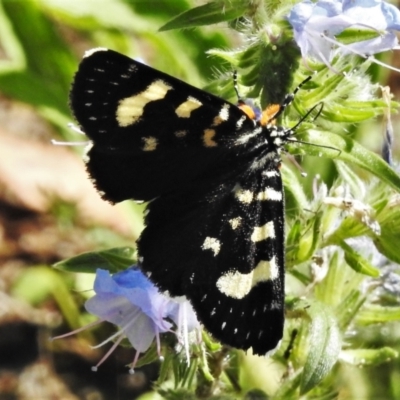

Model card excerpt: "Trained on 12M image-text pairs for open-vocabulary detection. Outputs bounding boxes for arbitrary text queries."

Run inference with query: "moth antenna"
[289,138,341,157]
[272,76,312,121]
[233,70,243,103]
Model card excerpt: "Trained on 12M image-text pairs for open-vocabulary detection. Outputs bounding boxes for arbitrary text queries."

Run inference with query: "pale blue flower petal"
[287,0,400,64]
[124,313,158,353]
[85,293,141,326]
[166,297,200,332]
[60,267,200,370]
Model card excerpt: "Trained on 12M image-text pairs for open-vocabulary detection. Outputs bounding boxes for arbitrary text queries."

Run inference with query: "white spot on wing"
[175,96,202,118]
[142,136,158,151]
[116,79,172,126]
[235,127,262,144]
[229,217,242,230]
[263,170,279,178]
[83,142,93,163]
[250,151,278,170]
[216,256,279,299]
[251,221,275,242]
[236,115,246,130]
[271,300,281,309]
[256,187,282,201]
[212,103,230,126]
[219,103,230,121]
[202,237,221,256]
[234,186,254,204]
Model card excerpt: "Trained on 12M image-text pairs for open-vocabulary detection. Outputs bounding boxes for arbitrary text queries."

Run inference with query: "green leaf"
[134,342,159,368]
[335,289,366,331]
[53,247,136,274]
[322,101,384,122]
[11,267,89,335]
[335,160,369,198]
[374,200,400,263]
[336,28,381,45]
[340,348,398,367]
[356,304,400,325]
[314,251,363,307]
[282,164,310,212]
[293,129,400,193]
[298,213,322,264]
[159,1,248,31]
[340,241,380,277]
[273,370,302,399]
[286,220,302,268]
[299,301,342,394]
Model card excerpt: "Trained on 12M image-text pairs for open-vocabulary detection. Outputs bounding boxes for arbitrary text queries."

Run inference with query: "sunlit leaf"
[54,247,136,274]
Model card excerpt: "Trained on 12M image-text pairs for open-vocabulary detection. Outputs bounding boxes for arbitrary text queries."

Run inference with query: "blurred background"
[1,0,400,399]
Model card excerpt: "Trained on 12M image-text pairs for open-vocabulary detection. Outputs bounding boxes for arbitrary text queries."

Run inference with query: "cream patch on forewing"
[142,136,158,151]
[235,188,254,204]
[228,217,242,230]
[219,103,230,120]
[216,257,279,299]
[203,129,217,147]
[175,96,202,118]
[251,221,275,242]
[116,80,171,126]
[256,187,282,201]
[202,237,221,256]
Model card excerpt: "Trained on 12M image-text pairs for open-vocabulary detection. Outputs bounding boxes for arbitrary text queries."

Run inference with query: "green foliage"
[54,247,136,274]
[12,266,90,336]
[3,0,400,399]
[159,1,250,31]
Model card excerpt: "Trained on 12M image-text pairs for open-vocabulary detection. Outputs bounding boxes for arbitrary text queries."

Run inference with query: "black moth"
[70,48,306,355]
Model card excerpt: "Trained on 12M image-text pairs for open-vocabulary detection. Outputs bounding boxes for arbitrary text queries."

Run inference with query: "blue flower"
[287,0,400,71]
[52,267,200,373]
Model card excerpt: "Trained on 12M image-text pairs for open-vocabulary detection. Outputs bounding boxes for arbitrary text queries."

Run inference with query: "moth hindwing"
[70,47,296,355]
